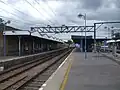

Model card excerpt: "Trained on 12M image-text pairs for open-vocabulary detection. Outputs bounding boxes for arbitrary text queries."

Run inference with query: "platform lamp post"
[78,13,87,59]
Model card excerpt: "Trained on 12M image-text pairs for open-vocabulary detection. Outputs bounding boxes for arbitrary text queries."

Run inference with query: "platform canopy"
[106,40,115,43]
[106,39,120,43]
[3,30,63,43]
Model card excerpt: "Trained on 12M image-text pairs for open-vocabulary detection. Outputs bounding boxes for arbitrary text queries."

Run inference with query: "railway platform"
[0,56,18,62]
[40,49,120,90]
[0,53,42,70]
[0,48,68,71]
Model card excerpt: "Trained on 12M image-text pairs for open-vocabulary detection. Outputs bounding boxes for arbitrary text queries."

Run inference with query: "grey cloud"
[87,8,120,21]
[1,0,120,30]
[114,0,120,8]
[80,0,104,10]
[7,0,18,4]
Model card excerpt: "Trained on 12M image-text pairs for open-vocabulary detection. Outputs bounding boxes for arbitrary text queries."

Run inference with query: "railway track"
[20,50,71,90]
[0,48,72,90]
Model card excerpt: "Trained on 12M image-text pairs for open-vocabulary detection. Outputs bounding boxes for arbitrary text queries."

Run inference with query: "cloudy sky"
[0,0,120,39]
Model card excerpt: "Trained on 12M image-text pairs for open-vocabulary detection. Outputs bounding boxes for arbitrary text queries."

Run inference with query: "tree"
[66,40,73,45]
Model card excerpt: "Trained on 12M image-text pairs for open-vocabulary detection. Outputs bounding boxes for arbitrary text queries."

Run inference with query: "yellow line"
[59,61,73,90]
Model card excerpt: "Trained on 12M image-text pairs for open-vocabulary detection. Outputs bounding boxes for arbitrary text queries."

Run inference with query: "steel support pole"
[114,40,117,57]
[33,38,34,54]
[84,14,87,59]
[18,36,21,56]
[94,23,96,53]
[81,38,83,52]
[3,24,6,56]
[40,39,42,52]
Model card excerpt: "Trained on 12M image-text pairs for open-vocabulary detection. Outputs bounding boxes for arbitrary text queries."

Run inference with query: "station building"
[0,25,64,56]
[0,25,21,56]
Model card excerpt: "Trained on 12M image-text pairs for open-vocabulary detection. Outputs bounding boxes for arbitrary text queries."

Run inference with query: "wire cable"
[0,15,35,30]
[0,0,30,17]
[43,0,58,17]
[0,0,38,24]
[34,0,59,25]
[0,8,35,25]
[0,0,59,26]
[0,15,35,26]
[0,0,50,28]
[24,0,56,26]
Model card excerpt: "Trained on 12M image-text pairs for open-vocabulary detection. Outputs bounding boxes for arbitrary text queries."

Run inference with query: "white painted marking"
[38,49,74,89]
[0,67,4,71]
[39,88,43,90]
[42,84,46,87]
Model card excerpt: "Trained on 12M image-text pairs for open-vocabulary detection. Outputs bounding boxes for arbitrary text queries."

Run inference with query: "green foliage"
[66,40,73,45]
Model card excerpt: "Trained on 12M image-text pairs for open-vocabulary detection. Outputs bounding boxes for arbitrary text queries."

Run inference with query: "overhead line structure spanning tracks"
[31,26,94,33]
[93,21,120,52]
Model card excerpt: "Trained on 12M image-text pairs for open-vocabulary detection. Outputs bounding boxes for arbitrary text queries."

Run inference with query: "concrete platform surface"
[64,51,120,90]
[0,52,46,63]
[0,56,17,62]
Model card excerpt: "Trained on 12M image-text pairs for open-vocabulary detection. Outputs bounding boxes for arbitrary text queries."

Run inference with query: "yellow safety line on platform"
[59,60,73,90]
